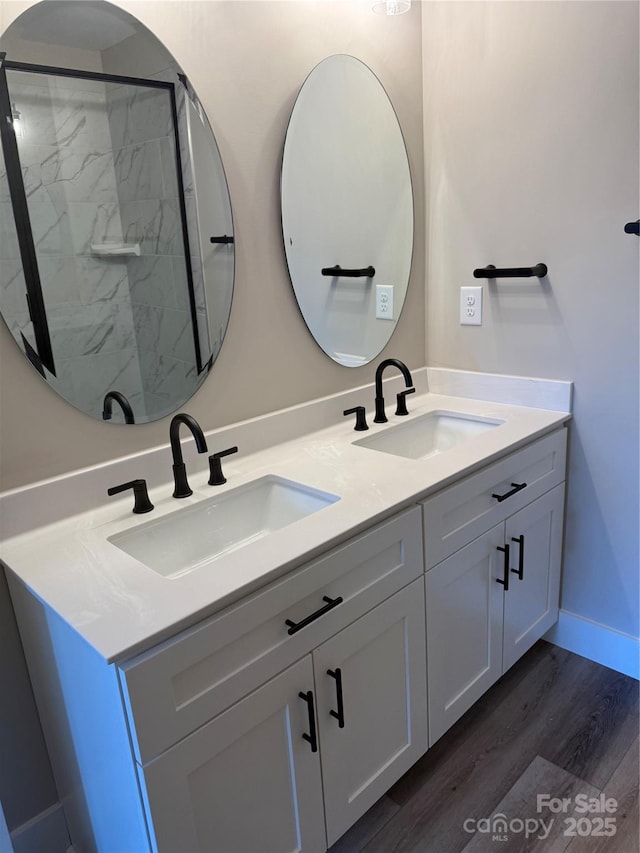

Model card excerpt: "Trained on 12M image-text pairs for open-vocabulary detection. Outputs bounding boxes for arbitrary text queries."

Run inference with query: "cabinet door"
[425,524,505,746]
[503,484,565,671]
[139,656,326,853]
[314,579,428,846]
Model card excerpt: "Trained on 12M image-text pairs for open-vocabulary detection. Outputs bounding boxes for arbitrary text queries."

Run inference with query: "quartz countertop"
[0,384,571,664]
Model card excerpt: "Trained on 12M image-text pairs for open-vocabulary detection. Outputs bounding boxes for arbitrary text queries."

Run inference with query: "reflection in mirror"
[0,1,234,423]
[281,55,413,367]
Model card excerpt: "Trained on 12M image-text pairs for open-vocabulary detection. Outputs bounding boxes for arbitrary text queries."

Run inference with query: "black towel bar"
[624,221,639,235]
[321,265,375,278]
[473,263,548,279]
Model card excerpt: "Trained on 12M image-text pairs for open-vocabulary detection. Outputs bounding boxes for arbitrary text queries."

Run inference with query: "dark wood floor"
[330,641,639,853]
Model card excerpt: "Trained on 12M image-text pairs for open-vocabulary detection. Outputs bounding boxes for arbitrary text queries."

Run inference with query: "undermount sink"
[353,410,504,460]
[108,475,340,579]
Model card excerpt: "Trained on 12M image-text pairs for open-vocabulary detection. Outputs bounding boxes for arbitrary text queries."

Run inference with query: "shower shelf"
[90,242,141,257]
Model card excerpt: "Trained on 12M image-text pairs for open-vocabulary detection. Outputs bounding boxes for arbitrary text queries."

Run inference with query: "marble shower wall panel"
[2,70,146,417]
[106,80,198,414]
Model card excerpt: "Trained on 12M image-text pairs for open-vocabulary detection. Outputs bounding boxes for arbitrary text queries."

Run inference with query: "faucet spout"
[169,413,208,498]
[373,358,414,423]
[102,390,135,424]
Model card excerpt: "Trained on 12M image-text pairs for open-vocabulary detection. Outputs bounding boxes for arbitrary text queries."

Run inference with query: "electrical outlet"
[376,285,394,320]
[460,286,482,325]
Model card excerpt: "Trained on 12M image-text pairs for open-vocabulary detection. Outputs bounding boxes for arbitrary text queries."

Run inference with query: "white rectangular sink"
[353,410,504,460]
[108,475,340,579]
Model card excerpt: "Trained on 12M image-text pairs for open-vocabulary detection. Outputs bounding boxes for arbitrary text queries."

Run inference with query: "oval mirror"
[0,0,234,424]
[281,54,413,367]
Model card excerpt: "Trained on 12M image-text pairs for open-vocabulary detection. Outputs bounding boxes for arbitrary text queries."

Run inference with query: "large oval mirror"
[0,0,234,423]
[281,55,413,367]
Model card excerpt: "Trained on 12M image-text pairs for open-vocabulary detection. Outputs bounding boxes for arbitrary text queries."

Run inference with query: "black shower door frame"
[0,55,205,377]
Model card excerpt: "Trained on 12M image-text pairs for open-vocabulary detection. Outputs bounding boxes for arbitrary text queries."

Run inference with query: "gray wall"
[422,1,639,638]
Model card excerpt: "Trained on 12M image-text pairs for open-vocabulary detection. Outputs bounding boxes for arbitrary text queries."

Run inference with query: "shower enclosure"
[0,56,211,422]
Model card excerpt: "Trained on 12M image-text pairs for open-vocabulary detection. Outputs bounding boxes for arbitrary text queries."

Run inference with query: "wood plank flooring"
[330,641,639,853]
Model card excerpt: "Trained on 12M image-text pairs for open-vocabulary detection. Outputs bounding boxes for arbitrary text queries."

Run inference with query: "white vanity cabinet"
[6,421,569,853]
[119,506,427,852]
[139,654,328,853]
[9,506,426,853]
[140,580,427,852]
[312,579,427,846]
[422,429,567,744]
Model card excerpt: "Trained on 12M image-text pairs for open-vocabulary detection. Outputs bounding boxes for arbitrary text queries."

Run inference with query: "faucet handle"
[208,446,239,486]
[107,479,154,514]
[395,387,416,417]
[343,406,369,431]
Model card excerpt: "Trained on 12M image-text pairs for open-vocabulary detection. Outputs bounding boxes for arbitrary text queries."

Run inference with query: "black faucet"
[102,391,135,424]
[374,358,414,423]
[169,413,208,498]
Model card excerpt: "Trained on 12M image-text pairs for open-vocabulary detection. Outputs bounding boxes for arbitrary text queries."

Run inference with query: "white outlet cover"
[460,286,482,325]
[376,285,394,320]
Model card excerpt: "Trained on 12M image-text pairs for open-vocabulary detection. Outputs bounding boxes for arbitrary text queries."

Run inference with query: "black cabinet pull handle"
[492,482,527,503]
[285,595,343,635]
[298,690,318,753]
[511,534,525,580]
[496,544,510,591]
[624,220,639,235]
[327,668,345,728]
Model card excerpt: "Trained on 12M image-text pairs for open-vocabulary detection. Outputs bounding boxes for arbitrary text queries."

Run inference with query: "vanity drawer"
[119,506,423,763]
[422,428,566,569]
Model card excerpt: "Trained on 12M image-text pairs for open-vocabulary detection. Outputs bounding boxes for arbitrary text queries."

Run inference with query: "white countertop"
[1,380,571,664]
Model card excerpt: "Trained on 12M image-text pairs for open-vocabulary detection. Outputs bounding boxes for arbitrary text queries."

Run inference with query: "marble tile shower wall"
[106,82,199,421]
[0,72,146,418]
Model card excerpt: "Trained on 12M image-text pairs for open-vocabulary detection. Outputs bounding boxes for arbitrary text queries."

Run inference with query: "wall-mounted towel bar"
[210,235,234,244]
[624,221,639,235]
[321,265,376,278]
[473,263,548,279]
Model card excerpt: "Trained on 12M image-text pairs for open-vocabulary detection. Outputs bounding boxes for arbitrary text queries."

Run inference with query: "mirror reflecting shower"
[0,1,234,424]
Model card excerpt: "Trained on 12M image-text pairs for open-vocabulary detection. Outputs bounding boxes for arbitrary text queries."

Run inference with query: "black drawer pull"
[327,668,345,728]
[511,534,525,580]
[492,482,527,503]
[298,690,318,753]
[496,544,510,591]
[285,595,343,635]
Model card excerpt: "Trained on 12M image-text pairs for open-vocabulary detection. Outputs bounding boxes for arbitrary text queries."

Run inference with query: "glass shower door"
[0,61,201,422]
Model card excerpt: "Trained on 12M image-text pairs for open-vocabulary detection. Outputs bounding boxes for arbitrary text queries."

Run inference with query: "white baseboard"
[10,804,69,853]
[545,610,639,680]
